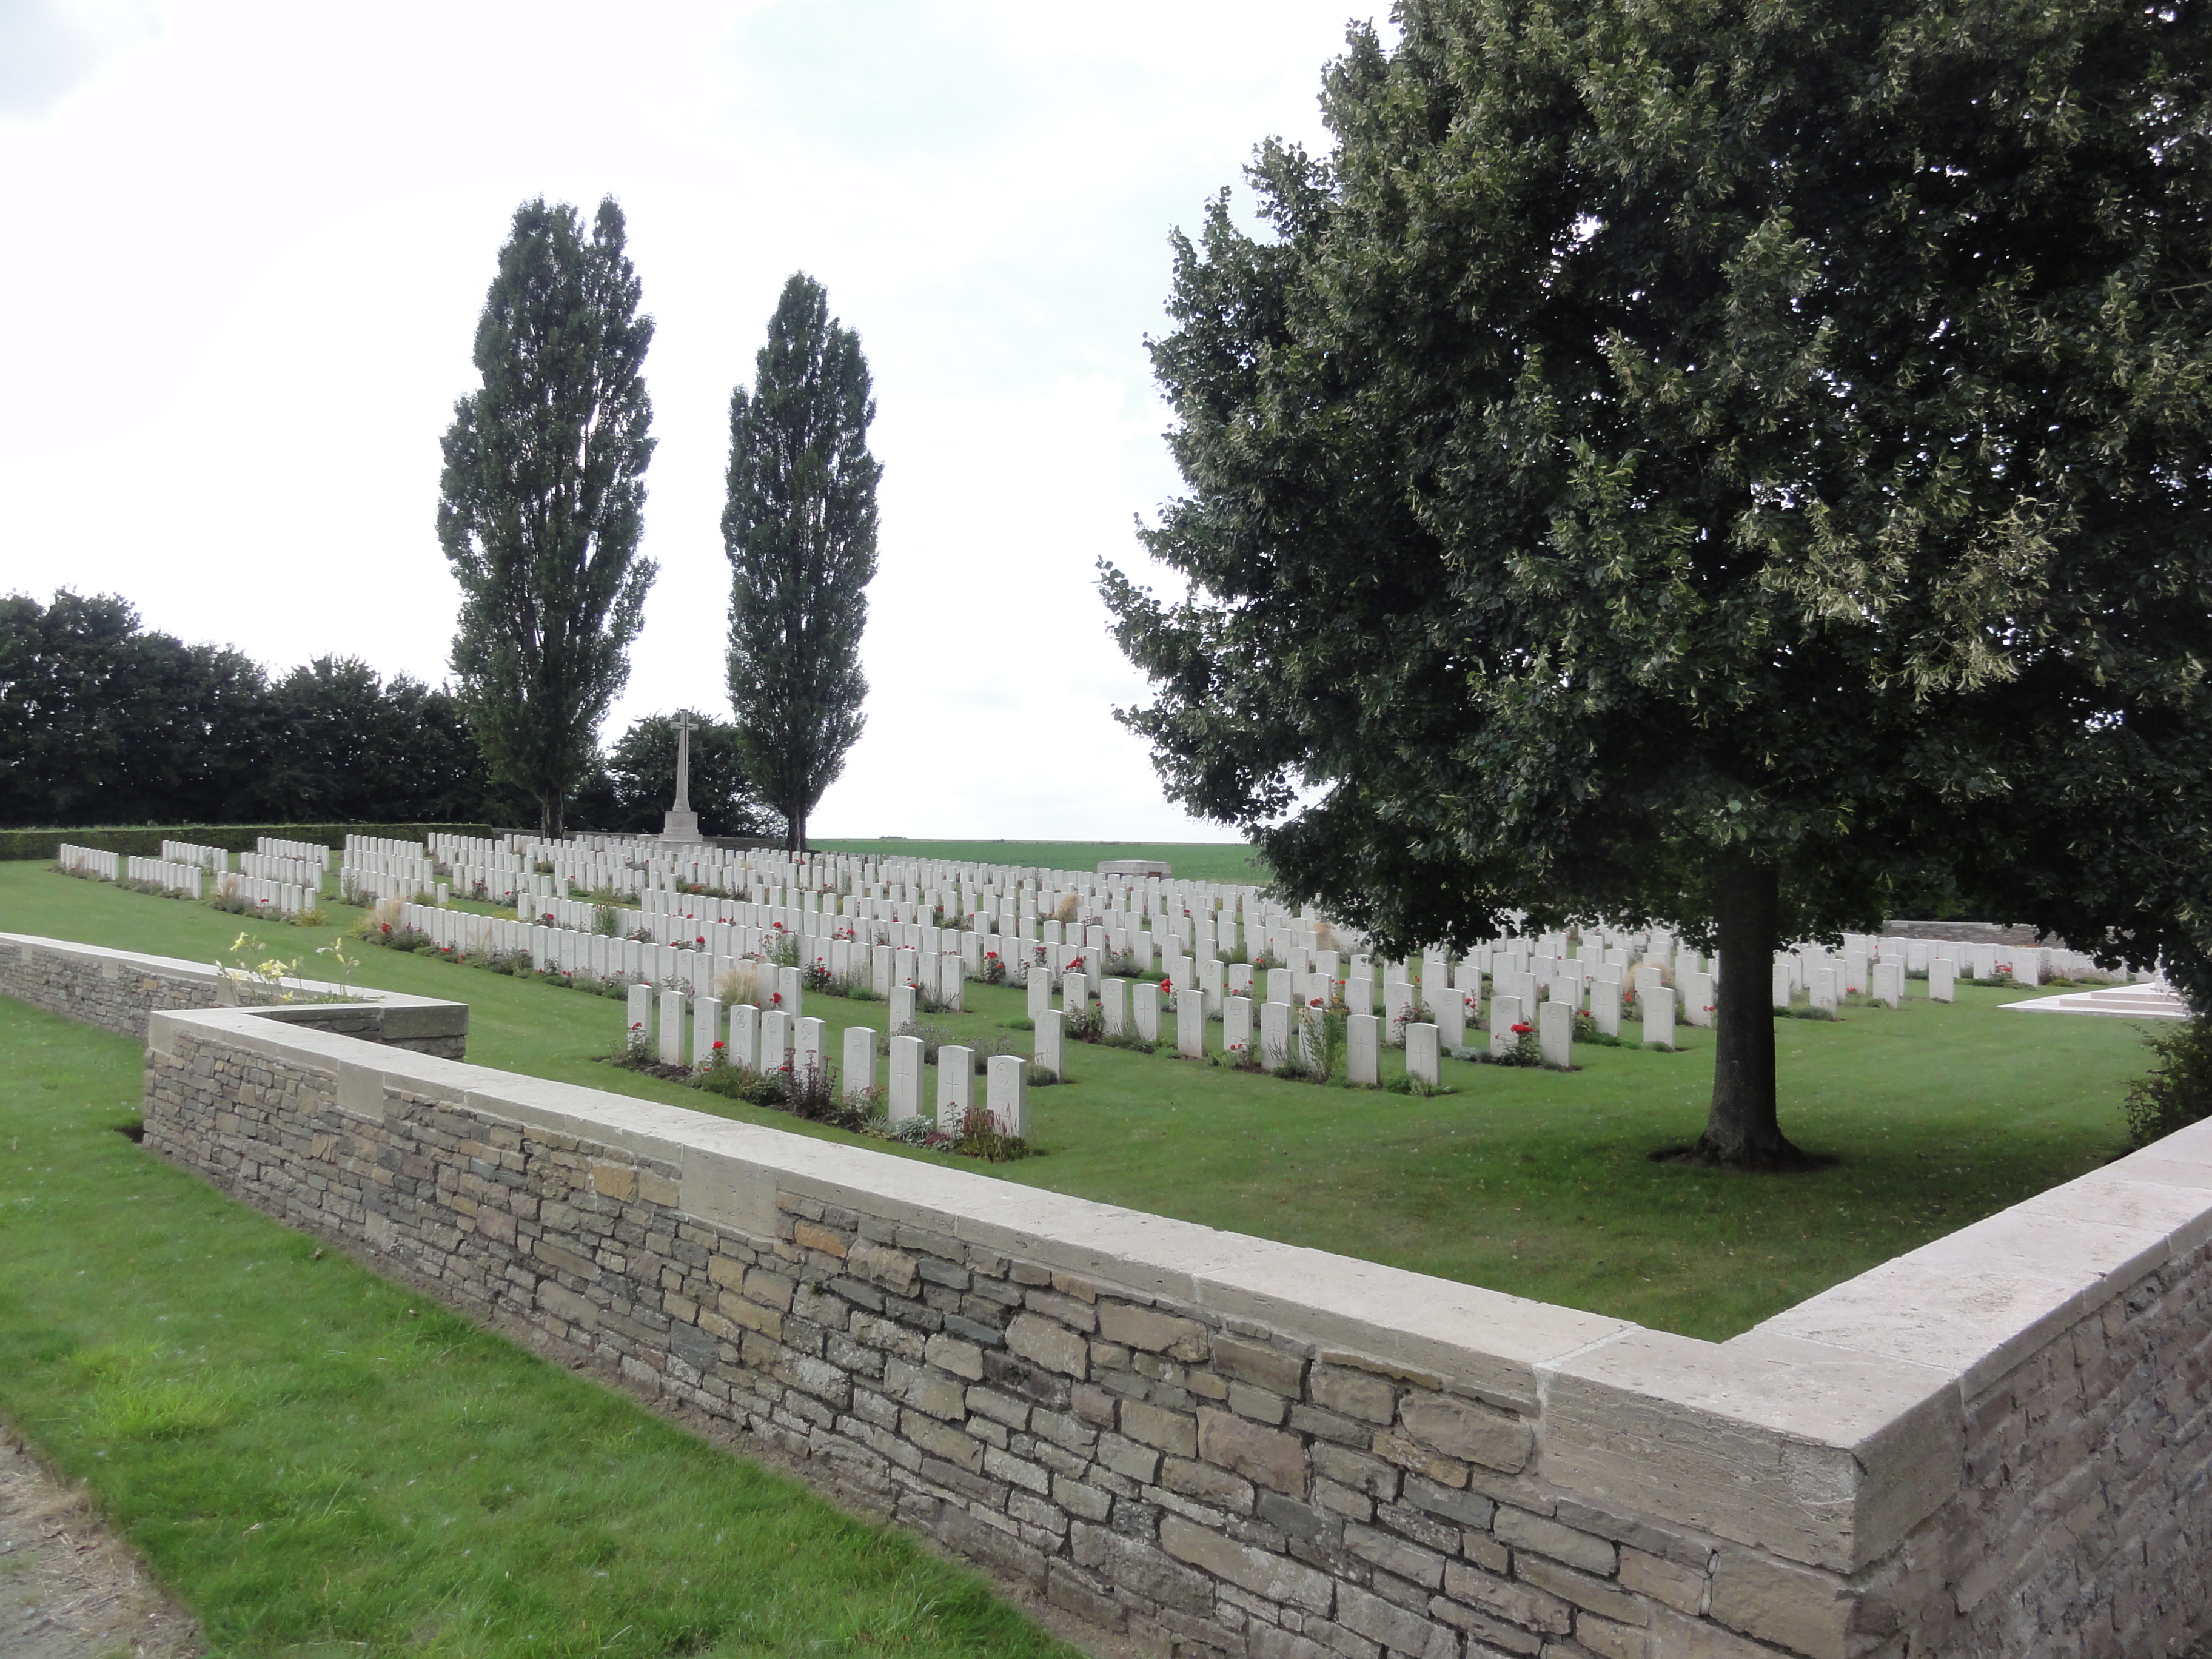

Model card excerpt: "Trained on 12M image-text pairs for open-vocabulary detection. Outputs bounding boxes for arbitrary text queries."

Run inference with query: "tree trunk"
[1685,854,1812,1168]
[540,793,563,842]
[788,805,806,855]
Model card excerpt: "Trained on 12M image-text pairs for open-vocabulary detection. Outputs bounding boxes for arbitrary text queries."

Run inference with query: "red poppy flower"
[1511,1022,1533,1034]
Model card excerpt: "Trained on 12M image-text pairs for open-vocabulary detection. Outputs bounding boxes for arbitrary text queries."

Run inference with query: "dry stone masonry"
[5,930,2206,1658]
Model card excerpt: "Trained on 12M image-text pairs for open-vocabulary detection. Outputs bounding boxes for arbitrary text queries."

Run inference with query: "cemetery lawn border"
[0,994,1082,1659]
[0,859,2156,1341]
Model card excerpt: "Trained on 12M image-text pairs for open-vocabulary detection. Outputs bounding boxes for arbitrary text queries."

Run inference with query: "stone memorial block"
[1034,1008,1064,1079]
[1259,999,1291,1070]
[1490,992,1524,1059]
[1539,1000,1572,1069]
[889,984,917,1031]
[1871,961,1903,1008]
[1131,981,1161,1042]
[1405,1022,1441,1088]
[886,1033,925,1119]
[657,989,686,1065]
[1929,957,1957,1002]
[1176,990,1205,1059]
[1346,1013,1379,1086]
[986,1053,1028,1137]
[1223,994,1253,1061]
[729,1002,760,1070]
[691,996,723,1066]
[936,1045,973,1134]
[1643,984,1677,1048]
[1098,977,1128,1036]
[846,1027,881,1104]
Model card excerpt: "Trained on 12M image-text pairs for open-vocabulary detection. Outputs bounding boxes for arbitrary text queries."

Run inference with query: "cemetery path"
[0,1427,201,1659]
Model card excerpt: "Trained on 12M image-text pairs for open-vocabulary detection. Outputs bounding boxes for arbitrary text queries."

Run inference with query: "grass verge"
[0,995,1073,1659]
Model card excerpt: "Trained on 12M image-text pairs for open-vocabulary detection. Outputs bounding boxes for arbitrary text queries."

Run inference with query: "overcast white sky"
[0,0,1386,837]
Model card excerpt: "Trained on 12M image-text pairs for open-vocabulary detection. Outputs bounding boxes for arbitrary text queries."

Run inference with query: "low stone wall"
[0,934,467,1058]
[8,932,2210,1658]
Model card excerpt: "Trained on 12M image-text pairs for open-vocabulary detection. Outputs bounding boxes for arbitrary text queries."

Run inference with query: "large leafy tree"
[0,591,268,826]
[440,197,657,840]
[1102,0,2212,1168]
[724,273,880,853]
[259,657,490,822]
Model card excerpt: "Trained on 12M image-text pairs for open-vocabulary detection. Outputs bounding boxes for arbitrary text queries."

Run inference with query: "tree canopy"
[0,592,493,828]
[724,273,880,853]
[440,196,657,840]
[1102,0,2212,1165]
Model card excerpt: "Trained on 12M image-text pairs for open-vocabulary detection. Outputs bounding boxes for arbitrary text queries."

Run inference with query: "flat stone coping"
[16,930,2212,1575]
[2001,983,2188,1019]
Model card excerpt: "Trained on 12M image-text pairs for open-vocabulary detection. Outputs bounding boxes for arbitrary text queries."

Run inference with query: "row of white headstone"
[621,982,1028,1138]
[124,856,204,897]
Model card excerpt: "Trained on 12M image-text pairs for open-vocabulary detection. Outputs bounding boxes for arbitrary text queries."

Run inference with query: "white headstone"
[1260,1000,1291,1070]
[691,995,723,1066]
[1131,981,1161,1042]
[1811,967,1838,1014]
[1177,989,1206,1059]
[1490,993,1523,1060]
[1224,995,1253,1062]
[986,1053,1028,1137]
[1347,1013,1379,1087]
[886,1033,924,1119]
[760,1008,791,1074]
[1538,1000,1572,1069]
[1680,970,1714,1027]
[1929,957,1957,1002]
[938,952,965,1011]
[890,983,917,1031]
[1034,1007,1064,1079]
[1099,977,1129,1036]
[937,1045,973,1134]
[1870,961,1903,1008]
[1643,985,1676,1048]
[657,988,686,1065]
[795,1016,825,1081]
[729,1001,760,1070]
[625,983,653,1053]
[1027,964,1052,1022]
[846,1026,880,1104]
[1405,1022,1440,1088]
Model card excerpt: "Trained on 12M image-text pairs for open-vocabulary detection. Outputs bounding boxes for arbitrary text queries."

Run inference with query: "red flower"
[1511,1022,1533,1034]
[712,1040,726,1050]
[1160,977,1176,995]
[769,991,782,1004]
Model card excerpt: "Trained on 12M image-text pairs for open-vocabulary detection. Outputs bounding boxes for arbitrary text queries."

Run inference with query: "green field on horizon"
[809,837,1267,886]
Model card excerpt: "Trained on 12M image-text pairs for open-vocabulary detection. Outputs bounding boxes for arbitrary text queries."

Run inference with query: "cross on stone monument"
[661,709,704,843]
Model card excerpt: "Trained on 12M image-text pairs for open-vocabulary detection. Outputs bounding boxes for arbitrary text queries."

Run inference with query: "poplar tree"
[1102,0,2212,1168]
[723,273,880,853]
[439,197,656,839]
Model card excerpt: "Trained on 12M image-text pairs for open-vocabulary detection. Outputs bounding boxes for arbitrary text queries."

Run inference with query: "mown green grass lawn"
[809,838,1266,886]
[1,860,2155,1342]
[0,993,1076,1659]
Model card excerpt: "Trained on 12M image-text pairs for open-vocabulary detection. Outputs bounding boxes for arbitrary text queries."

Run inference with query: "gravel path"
[0,1429,200,1659]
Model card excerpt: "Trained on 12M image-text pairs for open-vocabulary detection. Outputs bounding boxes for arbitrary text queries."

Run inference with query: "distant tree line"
[0,591,781,837]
